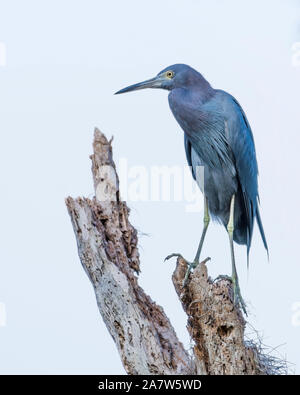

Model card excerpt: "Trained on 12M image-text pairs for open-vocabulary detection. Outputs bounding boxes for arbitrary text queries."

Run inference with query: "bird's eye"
[166,70,174,79]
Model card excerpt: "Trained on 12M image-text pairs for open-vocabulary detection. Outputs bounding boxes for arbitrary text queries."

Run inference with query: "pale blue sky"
[0,0,299,374]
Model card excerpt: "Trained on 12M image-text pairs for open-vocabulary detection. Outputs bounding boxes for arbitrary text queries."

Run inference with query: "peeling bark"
[66,128,269,375]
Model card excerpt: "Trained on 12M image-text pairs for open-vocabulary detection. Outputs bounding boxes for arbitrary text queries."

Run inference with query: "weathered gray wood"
[66,128,273,375]
[66,129,192,375]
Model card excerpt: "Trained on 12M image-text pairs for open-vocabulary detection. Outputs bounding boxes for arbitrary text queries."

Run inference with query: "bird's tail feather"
[256,205,269,257]
[246,229,250,270]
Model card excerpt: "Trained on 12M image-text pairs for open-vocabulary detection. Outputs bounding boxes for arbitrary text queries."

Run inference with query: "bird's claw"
[215,274,247,315]
[214,274,232,283]
[164,253,209,287]
[232,279,248,316]
[164,253,184,262]
[164,253,195,286]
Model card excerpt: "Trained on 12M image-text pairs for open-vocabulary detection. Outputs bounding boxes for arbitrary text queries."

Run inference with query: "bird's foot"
[232,277,247,316]
[165,253,210,287]
[164,253,185,262]
[214,274,232,283]
[215,274,247,316]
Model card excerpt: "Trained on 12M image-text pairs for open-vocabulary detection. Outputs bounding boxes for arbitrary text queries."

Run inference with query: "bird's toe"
[164,253,184,262]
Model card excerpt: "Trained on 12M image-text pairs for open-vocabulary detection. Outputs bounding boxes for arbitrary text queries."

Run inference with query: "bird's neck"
[170,84,214,107]
[182,72,214,102]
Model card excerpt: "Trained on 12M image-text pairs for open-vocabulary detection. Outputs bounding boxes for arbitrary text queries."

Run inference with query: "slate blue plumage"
[116,64,268,314]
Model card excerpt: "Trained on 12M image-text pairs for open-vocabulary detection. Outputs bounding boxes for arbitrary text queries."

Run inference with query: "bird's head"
[115,64,204,95]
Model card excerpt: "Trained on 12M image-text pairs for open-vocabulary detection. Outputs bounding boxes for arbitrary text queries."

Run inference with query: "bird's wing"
[184,133,196,180]
[184,133,206,193]
[220,91,268,255]
[181,90,268,255]
[172,95,236,175]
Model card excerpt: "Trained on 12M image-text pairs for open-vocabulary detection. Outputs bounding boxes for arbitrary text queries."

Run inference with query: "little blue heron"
[115,64,268,314]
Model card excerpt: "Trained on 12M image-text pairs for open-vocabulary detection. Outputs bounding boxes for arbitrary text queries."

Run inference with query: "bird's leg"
[194,196,210,262]
[165,196,211,287]
[227,194,247,315]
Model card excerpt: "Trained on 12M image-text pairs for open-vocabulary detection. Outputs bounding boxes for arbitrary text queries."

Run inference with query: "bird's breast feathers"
[168,89,236,173]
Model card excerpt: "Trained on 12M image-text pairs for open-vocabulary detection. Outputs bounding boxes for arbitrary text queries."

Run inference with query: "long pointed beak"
[115,76,162,95]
